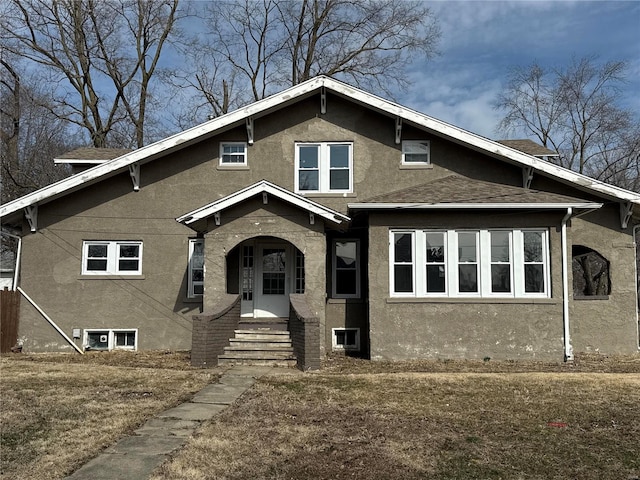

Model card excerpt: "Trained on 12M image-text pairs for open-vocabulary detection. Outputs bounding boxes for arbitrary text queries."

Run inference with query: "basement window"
[84,329,138,351]
[332,328,360,351]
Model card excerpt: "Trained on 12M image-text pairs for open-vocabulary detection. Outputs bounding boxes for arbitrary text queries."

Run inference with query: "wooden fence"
[1,288,20,353]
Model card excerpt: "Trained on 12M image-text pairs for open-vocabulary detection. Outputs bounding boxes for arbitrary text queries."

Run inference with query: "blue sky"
[400,0,640,139]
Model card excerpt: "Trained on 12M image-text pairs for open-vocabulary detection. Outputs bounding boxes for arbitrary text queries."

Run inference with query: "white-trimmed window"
[82,241,142,275]
[220,142,247,165]
[332,328,360,351]
[402,140,430,165]
[332,239,360,298]
[389,229,549,298]
[295,142,353,193]
[188,239,204,298]
[84,329,138,351]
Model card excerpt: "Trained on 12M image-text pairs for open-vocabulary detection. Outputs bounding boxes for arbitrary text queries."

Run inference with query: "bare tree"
[180,0,441,119]
[495,56,639,191]
[1,0,179,148]
[1,57,76,203]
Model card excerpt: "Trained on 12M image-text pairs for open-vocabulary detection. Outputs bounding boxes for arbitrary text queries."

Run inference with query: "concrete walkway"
[65,366,275,480]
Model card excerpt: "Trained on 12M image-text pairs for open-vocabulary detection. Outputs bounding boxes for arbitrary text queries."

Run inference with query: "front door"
[240,242,290,318]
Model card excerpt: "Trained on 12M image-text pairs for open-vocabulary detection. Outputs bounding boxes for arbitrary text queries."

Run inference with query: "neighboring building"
[1,76,638,368]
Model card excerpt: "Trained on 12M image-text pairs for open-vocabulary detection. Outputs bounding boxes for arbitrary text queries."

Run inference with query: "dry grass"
[153,354,640,480]
[0,351,218,480]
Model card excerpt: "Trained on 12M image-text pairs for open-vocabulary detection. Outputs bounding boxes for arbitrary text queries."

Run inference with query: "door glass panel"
[262,249,285,295]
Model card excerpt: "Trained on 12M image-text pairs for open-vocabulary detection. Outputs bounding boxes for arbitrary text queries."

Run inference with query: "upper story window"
[82,241,142,275]
[220,142,247,166]
[188,239,204,298]
[295,142,353,193]
[390,229,549,298]
[402,140,430,165]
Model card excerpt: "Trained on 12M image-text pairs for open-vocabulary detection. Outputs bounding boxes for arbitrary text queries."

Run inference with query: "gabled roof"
[54,147,133,165]
[1,75,638,226]
[349,175,602,210]
[176,180,350,227]
[496,140,559,158]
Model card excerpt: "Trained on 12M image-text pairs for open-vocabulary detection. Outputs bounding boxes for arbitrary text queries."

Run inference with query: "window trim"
[188,238,204,298]
[332,328,360,351]
[389,228,550,299]
[332,239,361,299]
[294,141,353,194]
[83,328,138,351]
[82,241,143,276]
[401,140,430,165]
[219,142,248,166]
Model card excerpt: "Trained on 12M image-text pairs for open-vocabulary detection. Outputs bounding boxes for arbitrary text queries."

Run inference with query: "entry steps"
[218,321,296,367]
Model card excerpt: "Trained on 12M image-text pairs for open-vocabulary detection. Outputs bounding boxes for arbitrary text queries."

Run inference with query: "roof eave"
[177,180,350,226]
[348,202,604,210]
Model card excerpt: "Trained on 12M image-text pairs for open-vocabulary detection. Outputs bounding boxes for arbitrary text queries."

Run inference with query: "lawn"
[151,355,640,480]
[1,352,639,480]
[0,351,217,480]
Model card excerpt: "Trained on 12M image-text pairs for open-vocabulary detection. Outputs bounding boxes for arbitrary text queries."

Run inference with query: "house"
[1,76,638,369]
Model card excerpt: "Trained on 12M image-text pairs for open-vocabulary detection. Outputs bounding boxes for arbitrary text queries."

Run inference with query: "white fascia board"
[1,79,327,219]
[322,77,640,206]
[177,180,350,225]
[348,202,604,210]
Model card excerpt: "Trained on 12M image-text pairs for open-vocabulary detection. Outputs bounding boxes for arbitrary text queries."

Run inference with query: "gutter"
[17,287,84,354]
[0,230,21,291]
[634,224,640,350]
[561,208,573,361]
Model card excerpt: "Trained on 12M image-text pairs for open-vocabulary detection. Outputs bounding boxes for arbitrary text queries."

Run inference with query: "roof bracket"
[620,202,633,229]
[214,212,221,226]
[246,117,254,145]
[309,212,315,225]
[129,163,140,191]
[522,166,534,189]
[25,205,38,232]
[395,117,402,145]
[263,192,268,204]
[320,86,326,114]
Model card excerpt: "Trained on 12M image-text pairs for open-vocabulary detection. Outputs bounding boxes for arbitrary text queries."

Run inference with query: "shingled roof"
[54,147,133,163]
[496,139,558,157]
[356,175,598,207]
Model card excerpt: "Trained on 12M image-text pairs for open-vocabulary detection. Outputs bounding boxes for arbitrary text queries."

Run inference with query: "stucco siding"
[570,206,638,354]
[367,210,567,361]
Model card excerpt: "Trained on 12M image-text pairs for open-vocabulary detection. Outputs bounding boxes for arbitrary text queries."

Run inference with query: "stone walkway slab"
[64,365,275,480]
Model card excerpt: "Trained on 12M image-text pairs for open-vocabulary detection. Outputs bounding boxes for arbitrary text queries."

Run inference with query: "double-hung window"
[332,239,360,298]
[82,241,142,275]
[389,229,549,298]
[220,142,247,166]
[295,142,352,193]
[188,239,204,298]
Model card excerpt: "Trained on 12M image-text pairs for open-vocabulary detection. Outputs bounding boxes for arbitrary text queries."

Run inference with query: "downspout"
[561,208,573,361]
[0,231,21,291]
[634,224,640,350]
[17,287,84,354]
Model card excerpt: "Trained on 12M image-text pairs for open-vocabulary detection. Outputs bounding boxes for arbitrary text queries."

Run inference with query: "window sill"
[300,192,357,198]
[79,275,145,280]
[216,165,249,171]
[573,295,609,301]
[399,163,433,170]
[386,297,559,305]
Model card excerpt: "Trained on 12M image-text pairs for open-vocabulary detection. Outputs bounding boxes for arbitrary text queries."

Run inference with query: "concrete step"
[225,345,294,353]
[218,357,297,368]
[219,328,296,368]
[229,339,292,348]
